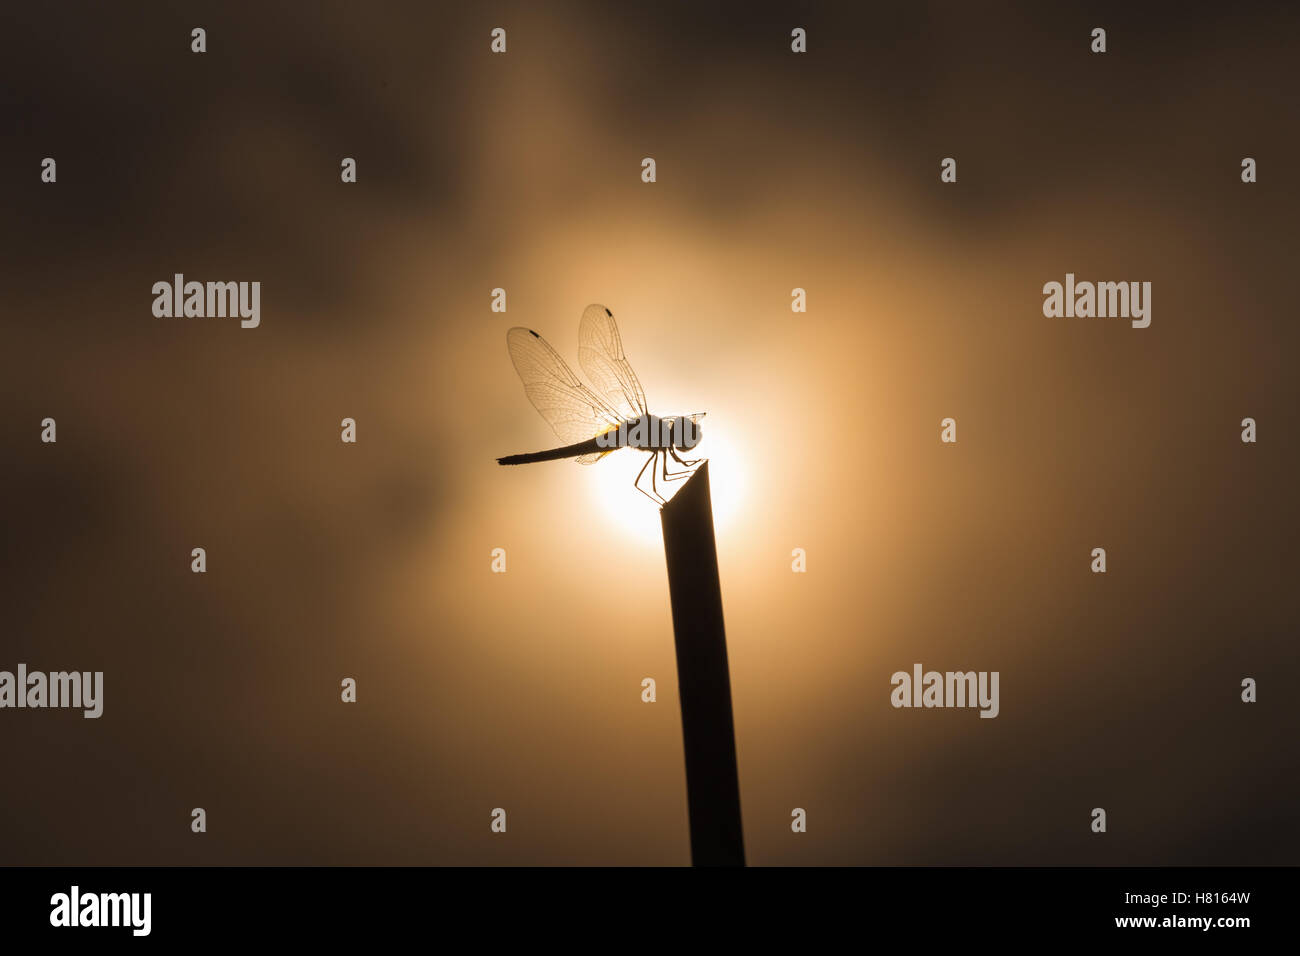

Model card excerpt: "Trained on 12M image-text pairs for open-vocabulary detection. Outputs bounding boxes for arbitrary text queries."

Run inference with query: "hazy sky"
[2,1,1297,864]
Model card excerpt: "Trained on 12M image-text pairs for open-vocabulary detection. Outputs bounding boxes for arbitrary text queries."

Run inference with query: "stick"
[660,461,745,866]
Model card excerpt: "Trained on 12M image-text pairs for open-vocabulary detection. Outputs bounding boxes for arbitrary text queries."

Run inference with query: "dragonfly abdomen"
[497,435,609,465]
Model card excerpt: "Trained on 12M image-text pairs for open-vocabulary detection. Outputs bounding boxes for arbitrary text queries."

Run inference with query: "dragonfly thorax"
[596,414,701,451]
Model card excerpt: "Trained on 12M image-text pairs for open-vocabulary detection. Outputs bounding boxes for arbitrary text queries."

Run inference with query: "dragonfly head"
[673,413,705,451]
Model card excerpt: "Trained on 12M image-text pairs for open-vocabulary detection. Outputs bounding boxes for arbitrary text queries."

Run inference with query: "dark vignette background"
[1,1,1296,865]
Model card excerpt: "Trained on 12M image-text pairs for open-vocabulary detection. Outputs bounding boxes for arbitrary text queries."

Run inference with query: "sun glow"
[589,421,747,547]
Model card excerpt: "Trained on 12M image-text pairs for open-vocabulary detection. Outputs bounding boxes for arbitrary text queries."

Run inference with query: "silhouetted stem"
[660,462,745,866]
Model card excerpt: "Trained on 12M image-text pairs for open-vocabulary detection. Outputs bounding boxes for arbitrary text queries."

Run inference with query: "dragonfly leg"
[668,446,702,469]
[650,451,664,502]
[661,447,694,483]
[662,446,701,481]
[634,452,665,505]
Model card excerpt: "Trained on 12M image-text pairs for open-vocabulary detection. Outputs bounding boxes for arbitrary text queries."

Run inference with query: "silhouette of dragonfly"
[497,304,704,504]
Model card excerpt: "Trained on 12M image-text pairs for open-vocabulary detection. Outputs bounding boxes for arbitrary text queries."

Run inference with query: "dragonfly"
[497,304,705,505]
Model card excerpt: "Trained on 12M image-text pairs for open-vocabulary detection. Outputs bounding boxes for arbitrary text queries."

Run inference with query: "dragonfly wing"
[574,424,620,466]
[578,304,648,420]
[507,327,624,449]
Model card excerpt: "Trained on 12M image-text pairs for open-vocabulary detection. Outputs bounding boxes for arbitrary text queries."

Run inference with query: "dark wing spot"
[604,308,612,317]
[528,329,540,338]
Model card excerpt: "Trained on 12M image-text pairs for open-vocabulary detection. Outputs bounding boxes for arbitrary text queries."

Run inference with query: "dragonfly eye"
[675,417,703,450]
